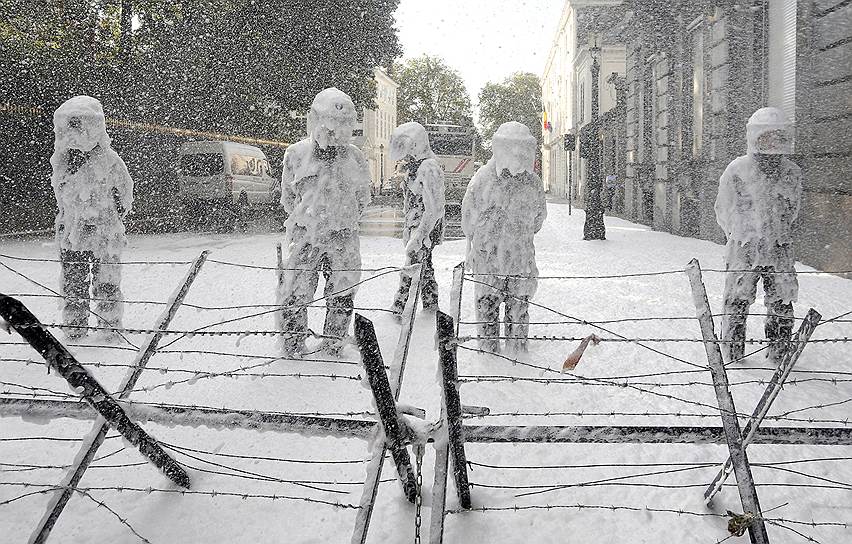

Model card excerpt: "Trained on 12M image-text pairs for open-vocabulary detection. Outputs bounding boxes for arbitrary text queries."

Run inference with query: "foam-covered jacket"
[280,140,371,244]
[461,159,546,295]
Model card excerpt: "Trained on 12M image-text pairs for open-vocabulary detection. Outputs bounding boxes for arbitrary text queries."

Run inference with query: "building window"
[768,0,797,126]
[579,81,585,125]
[692,29,704,158]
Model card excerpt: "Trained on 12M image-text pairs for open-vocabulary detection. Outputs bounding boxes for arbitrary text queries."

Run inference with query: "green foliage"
[0,0,402,232]
[393,54,473,127]
[478,71,543,159]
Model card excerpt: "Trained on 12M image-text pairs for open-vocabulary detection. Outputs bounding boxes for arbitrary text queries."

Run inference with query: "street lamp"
[582,32,606,240]
[379,143,385,195]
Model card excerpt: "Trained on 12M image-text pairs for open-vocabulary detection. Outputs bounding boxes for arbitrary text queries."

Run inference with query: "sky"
[394,0,565,111]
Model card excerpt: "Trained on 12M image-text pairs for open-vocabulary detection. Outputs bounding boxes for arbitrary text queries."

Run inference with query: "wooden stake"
[430,265,465,544]
[351,265,422,544]
[686,259,770,544]
[28,250,208,544]
[276,242,284,288]
[355,314,417,502]
[436,311,471,509]
[704,308,822,505]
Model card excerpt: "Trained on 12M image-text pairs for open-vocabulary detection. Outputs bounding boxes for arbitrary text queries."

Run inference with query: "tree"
[478,72,543,160]
[0,0,402,231]
[127,0,402,140]
[393,55,473,127]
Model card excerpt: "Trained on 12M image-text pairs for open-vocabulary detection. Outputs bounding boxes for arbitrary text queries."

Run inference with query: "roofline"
[374,66,399,89]
[543,0,627,77]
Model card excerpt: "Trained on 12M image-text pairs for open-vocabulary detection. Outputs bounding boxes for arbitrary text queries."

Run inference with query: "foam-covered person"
[51,96,133,340]
[276,88,371,356]
[461,122,546,353]
[715,107,802,364]
[388,121,446,315]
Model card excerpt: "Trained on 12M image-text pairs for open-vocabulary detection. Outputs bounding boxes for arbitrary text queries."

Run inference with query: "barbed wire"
[119,356,361,396]
[0,340,139,352]
[3,292,398,314]
[461,276,706,369]
[476,480,852,494]
[459,314,852,325]
[444,502,848,538]
[764,520,823,544]
[14,322,340,339]
[155,267,402,351]
[2,357,364,377]
[159,440,369,465]
[0,253,191,266]
[166,449,359,495]
[458,334,851,344]
[468,461,852,497]
[461,409,852,426]
[458,366,852,381]
[0,482,362,509]
[74,489,152,543]
[0,435,121,443]
[0,394,377,420]
[0,260,139,349]
[467,456,852,471]
[457,374,852,388]
[0,344,375,368]
[0,446,133,473]
[456,344,851,422]
[0,381,76,398]
[464,268,852,280]
[206,258,403,273]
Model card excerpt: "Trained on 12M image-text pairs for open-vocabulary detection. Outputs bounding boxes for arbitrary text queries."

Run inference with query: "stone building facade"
[353,67,399,192]
[558,0,851,272]
[541,1,626,202]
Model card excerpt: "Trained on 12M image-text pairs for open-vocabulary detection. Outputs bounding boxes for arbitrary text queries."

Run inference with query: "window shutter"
[768,0,797,123]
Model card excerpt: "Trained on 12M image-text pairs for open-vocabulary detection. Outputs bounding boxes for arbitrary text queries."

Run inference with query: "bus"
[424,124,476,204]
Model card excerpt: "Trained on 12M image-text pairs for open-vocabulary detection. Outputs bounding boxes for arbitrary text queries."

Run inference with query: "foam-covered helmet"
[747,107,794,155]
[390,121,434,162]
[492,121,536,176]
[307,87,357,150]
[53,95,109,152]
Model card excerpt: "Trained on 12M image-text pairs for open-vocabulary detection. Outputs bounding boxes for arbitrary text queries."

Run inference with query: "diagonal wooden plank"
[436,311,471,509]
[686,259,770,544]
[351,264,422,544]
[356,314,417,501]
[430,263,465,544]
[29,250,208,544]
[704,308,822,505]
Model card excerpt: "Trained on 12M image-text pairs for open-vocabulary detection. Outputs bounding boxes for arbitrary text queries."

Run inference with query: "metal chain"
[413,444,424,544]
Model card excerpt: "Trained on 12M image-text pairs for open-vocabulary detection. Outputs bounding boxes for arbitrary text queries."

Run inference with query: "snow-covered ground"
[1,202,850,543]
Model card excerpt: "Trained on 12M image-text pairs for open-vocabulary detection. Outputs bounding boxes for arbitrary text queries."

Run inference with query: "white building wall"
[358,67,398,191]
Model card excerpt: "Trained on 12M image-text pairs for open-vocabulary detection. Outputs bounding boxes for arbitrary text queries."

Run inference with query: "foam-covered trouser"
[391,244,438,314]
[474,277,533,353]
[276,228,361,355]
[60,249,123,337]
[721,242,797,364]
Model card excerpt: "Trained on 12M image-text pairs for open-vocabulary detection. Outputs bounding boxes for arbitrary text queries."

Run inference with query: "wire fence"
[2,251,851,543]
[442,264,852,544]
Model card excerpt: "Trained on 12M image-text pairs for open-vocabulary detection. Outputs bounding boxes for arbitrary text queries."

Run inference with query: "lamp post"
[379,143,385,195]
[582,32,606,240]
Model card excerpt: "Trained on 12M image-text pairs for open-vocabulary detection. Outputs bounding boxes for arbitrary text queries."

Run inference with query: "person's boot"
[421,277,439,311]
[722,299,750,363]
[476,294,501,353]
[390,276,411,317]
[765,302,794,365]
[323,294,354,356]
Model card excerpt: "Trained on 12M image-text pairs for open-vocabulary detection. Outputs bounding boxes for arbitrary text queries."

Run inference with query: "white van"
[178,141,278,208]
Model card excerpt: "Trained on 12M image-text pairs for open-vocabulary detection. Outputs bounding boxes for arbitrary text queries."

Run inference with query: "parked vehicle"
[424,123,475,205]
[177,140,281,230]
